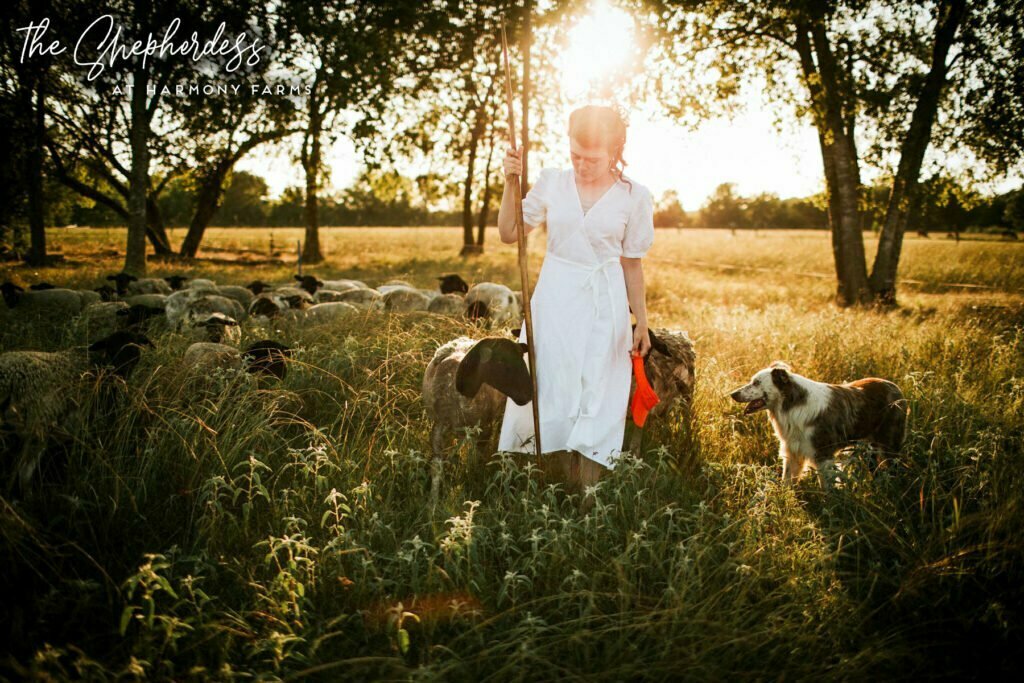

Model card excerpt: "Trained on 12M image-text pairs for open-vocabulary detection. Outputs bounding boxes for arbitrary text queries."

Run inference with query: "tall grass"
[1,228,1022,679]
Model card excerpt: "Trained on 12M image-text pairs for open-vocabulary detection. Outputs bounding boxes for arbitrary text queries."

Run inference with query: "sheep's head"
[243,340,291,380]
[88,330,154,378]
[438,274,469,294]
[246,280,271,295]
[106,272,138,295]
[94,285,117,301]
[1,282,24,308]
[456,337,532,406]
[197,313,239,343]
[164,275,189,290]
[249,296,281,318]
[294,275,323,295]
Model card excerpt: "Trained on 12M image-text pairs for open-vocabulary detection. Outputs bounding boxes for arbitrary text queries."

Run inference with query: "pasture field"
[1,227,1022,680]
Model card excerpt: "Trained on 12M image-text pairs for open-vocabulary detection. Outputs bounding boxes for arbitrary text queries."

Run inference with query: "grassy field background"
[1,226,1022,680]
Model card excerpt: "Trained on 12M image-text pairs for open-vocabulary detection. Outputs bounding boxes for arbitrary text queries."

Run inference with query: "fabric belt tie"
[544,253,623,421]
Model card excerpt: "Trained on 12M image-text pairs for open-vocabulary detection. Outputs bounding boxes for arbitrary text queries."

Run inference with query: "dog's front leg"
[780,444,795,485]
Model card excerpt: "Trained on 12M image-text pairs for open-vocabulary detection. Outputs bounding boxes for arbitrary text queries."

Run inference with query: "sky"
[236,0,1018,213]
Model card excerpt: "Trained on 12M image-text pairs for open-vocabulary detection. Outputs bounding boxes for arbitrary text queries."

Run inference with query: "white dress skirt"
[497,167,655,469]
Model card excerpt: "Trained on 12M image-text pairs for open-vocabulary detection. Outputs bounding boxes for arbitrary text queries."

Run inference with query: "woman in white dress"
[494,105,655,489]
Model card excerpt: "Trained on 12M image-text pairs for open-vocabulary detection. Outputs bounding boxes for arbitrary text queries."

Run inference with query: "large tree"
[648,0,1024,306]
[277,2,452,264]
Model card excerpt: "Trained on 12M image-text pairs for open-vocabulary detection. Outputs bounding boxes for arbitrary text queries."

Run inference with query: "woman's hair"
[568,104,632,193]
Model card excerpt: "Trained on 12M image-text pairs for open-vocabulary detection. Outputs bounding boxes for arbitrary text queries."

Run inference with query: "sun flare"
[559,0,636,99]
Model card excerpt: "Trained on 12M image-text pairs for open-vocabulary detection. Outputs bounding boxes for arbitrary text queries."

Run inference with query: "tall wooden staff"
[501,17,542,459]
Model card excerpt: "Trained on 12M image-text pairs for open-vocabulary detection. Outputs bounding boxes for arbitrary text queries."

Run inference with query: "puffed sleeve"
[520,168,553,234]
[622,185,655,258]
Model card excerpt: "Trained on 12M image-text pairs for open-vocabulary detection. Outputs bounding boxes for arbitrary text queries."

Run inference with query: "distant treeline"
[21,170,1022,234]
[659,179,1023,233]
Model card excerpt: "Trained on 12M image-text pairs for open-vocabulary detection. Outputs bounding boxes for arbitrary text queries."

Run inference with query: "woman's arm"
[497,177,521,244]
[621,256,651,356]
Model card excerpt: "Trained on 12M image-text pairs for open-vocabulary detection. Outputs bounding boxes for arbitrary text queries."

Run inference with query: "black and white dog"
[730,362,908,485]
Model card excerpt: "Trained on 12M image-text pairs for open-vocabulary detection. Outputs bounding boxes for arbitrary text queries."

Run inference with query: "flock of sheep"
[1,270,696,494]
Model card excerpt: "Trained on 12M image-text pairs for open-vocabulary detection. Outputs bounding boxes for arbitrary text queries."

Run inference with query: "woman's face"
[570,137,613,183]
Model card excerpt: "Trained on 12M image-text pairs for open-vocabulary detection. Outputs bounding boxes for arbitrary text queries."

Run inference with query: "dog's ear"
[771,367,791,388]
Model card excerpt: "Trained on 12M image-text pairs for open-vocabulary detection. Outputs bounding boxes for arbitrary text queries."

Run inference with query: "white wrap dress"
[497,167,656,468]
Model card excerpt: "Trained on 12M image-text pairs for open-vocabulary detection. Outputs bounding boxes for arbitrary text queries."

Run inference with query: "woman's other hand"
[632,323,651,357]
[503,146,523,177]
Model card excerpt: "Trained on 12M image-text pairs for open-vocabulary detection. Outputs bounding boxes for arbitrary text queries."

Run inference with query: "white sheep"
[374,286,432,313]
[215,285,255,309]
[464,283,520,326]
[166,289,245,329]
[427,293,466,317]
[184,313,241,344]
[422,336,532,502]
[334,288,382,309]
[1,283,98,319]
[0,330,153,489]
[303,302,360,324]
[322,279,367,291]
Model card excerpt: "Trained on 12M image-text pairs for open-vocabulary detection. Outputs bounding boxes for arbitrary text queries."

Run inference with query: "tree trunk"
[25,72,46,266]
[461,110,482,255]
[125,68,149,276]
[179,159,233,258]
[797,21,871,306]
[301,86,324,265]
[870,0,968,305]
[477,121,497,246]
[146,195,173,255]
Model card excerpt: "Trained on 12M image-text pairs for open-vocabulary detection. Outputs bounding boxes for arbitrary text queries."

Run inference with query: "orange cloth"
[630,350,660,427]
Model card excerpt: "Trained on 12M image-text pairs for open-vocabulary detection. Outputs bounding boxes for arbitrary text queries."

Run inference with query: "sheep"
[321,279,366,292]
[438,274,469,294]
[334,287,382,309]
[185,278,219,292]
[185,312,240,344]
[314,289,351,303]
[164,275,189,290]
[428,293,467,317]
[106,272,172,296]
[464,283,520,325]
[422,336,531,501]
[626,326,696,455]
[94,285,117,302]
[215,285,255,309]
[125,293,168,310]
[294,275,323,295]
[0,330,153,489]
[246,280,272,295]
[116,304,166,332]
[182,339,291,381]
[1,282,98,318]
[374,286,433,313]
[165,289,245,329]
[80,301,129,340]
[379,279,414,291]
[246,289,310,321]
[304,302,360,324]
